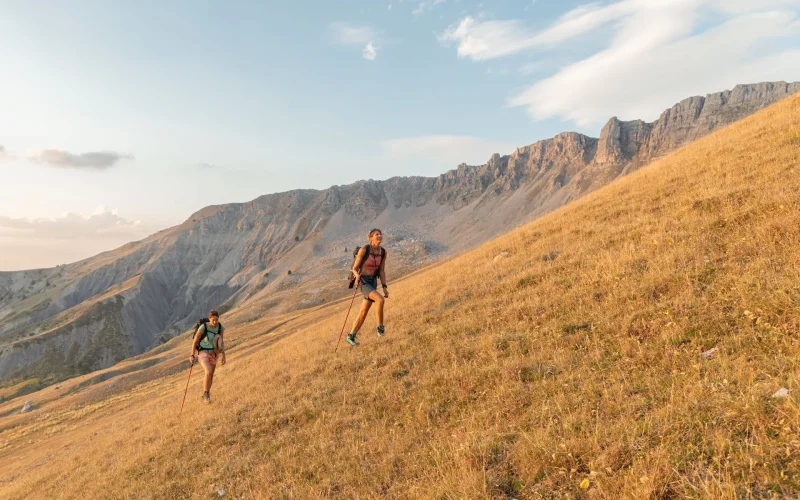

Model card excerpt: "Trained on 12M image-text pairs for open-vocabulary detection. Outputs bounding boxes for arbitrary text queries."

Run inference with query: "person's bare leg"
[207,365,216,391]
[351,300,372,334]
[199,357,215,392]
[369,291,384,326]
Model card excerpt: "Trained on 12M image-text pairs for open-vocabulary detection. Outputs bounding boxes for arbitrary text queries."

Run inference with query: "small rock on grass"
[772,388,791,399]
[701,347,718,360]
[493,252,510,263]
[21,401,32,413]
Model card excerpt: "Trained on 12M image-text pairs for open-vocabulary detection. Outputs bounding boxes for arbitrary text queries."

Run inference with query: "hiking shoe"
[345,333,359,346]
[202,391,211,404]
[377,324,385,337]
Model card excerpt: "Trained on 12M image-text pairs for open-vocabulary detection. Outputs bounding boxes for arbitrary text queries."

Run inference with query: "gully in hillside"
[346,228,389,346]
[189,309,226,403]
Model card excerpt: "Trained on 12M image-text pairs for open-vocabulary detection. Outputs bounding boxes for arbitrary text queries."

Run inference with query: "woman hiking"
[189,309,226,403]
[347,228,389,346]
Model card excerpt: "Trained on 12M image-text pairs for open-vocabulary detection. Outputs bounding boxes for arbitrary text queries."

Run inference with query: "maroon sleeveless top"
[361,246,383,276]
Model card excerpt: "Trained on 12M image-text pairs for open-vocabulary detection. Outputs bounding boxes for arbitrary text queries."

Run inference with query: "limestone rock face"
[646,82,800,161]
[1,81,796,383]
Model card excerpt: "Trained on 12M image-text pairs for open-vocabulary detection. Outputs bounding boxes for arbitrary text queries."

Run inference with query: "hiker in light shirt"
[189,309,226,403]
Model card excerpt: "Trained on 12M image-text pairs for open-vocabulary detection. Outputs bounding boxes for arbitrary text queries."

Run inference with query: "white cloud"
[438,2,638,61]
[440,0,800,126]
[439,17,536,61]
[0,207,148,241]
[330,23,382,61]
[27,149,134,169]
[362,42,378,61]
[0,208,154,270]
[413,0,446,16]
[381,135,516,166]
[0,207,154,269]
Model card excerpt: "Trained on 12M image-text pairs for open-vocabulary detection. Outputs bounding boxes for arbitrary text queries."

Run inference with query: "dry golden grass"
[2,95,800,499]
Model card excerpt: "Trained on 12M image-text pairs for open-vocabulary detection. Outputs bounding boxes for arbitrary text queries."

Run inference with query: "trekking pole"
[179,360,194,416]
[335,284,360,353]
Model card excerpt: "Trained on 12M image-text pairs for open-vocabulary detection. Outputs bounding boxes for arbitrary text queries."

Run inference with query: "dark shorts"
[360,275,379,301]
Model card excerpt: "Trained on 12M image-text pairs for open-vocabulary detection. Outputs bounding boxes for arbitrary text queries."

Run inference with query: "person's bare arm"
[379,251,388,298]
[189,327,203,364]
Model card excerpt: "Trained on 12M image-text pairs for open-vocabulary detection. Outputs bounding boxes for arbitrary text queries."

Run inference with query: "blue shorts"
[360,275,379,301]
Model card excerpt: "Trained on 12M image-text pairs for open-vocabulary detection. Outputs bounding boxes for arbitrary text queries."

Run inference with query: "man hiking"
[347,228,389,346]
[189,309,226,403]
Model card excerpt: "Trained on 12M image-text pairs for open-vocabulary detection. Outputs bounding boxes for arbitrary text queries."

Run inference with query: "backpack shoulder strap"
[195,323,207,343]
[358,245,370,268]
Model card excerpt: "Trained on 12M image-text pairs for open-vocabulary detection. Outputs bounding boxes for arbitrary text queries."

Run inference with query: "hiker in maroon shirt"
[346,228,389,346]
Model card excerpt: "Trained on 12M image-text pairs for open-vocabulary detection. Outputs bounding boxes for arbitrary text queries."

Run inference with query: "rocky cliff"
[1,81,797,385]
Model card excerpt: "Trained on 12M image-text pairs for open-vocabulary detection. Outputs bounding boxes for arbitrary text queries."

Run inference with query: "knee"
[374,296,384,306]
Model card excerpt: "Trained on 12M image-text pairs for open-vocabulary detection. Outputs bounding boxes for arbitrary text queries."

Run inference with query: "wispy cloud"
[438,2,636,62]
[27,149,134,169]
[0,206,154,270]
[381,135,516,166]
[330,22,383,61]
[413,0,446,16]
[196,162,219,170]
[0,206,147,241]
[440,0,800,126]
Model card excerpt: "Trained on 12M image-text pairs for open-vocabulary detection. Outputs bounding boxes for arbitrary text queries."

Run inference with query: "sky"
[2,0,800,271]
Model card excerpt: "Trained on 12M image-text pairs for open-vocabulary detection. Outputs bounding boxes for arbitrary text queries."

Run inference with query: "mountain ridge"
[1,80,798,386]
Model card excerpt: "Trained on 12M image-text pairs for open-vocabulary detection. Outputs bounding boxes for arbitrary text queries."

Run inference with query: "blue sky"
[2,0,800,270]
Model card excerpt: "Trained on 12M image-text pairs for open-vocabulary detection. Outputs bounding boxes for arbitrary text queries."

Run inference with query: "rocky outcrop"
[627,81,800,171]
[1,81,797,384]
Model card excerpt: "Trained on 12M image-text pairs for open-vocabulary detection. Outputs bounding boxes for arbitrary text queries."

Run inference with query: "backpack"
[191,318,224,350]
[348,245,385,288]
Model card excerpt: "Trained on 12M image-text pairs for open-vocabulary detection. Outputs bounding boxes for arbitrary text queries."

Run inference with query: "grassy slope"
[2,96,800,499]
